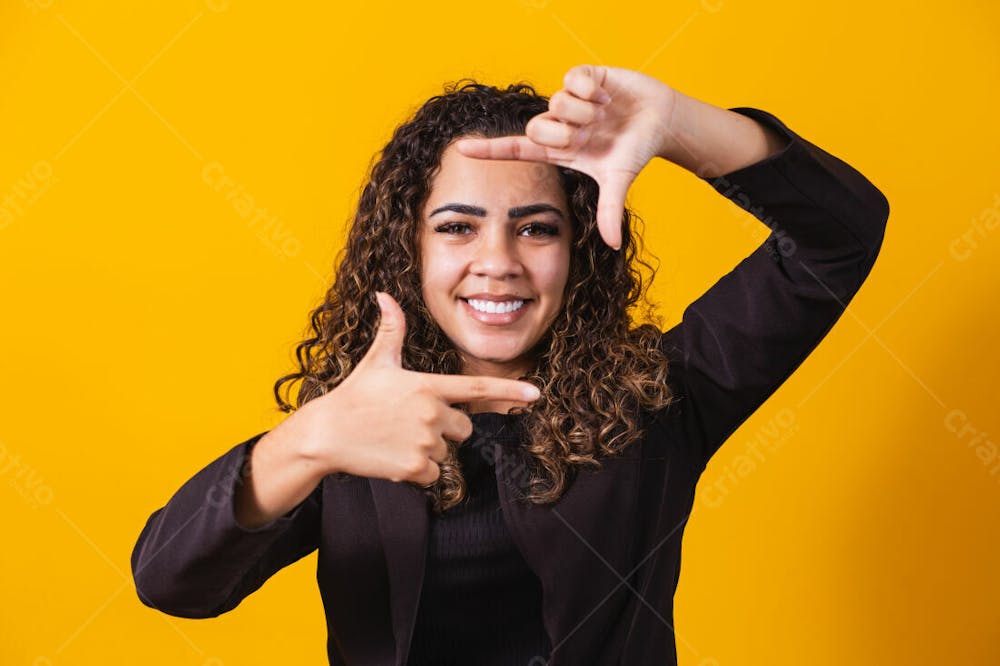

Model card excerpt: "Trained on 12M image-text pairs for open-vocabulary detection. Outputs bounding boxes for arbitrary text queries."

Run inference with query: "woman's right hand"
[284,291,541,486]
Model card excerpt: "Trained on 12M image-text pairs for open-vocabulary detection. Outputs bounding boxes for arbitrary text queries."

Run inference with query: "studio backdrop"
[1,1,998,664]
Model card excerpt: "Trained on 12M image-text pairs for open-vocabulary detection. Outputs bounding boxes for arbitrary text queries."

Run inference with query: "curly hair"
[273,79,677,512]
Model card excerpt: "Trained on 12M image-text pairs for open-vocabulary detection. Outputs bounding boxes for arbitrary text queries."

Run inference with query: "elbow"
[870,184,890,239]
[860,186,890,277]
[133,582,223,620]
[132,565,228,619]
[131,543,230,619]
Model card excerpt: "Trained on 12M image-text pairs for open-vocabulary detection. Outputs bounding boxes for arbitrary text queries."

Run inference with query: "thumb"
[595,172,631,251]
[366,291,407,367]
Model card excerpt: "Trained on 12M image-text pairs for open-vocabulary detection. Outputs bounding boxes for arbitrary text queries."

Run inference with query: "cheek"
[537,247,572,298]
[421,249,465,299]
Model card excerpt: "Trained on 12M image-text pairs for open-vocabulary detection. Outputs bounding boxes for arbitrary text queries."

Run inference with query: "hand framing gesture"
[455,65,678,250]
[290,292,541,486]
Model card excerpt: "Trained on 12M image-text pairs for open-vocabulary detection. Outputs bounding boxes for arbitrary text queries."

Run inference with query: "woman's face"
[418,139,573,379]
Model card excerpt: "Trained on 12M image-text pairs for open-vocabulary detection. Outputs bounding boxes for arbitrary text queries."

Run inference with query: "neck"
[461,358,529,380]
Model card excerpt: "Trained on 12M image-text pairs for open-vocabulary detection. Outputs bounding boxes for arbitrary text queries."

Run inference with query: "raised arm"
[455,64,889,469]
[659,105,889,468]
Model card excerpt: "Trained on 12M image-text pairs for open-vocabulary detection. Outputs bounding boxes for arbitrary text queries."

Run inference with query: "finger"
[563,64,612,104]
[422,373,541,405]
[409,457,441,487]
[549,89,603,126]
[595,172,632,251]
[526,116,585,150]
[453,135,551,162]
[426,435,450,465]
[439,406,474,443]
[365,291,406,367]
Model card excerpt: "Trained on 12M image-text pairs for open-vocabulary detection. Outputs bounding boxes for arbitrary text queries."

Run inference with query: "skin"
[418,143,572,412]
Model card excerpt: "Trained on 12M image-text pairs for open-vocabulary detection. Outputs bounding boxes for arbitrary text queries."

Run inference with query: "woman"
[131,65,889,665]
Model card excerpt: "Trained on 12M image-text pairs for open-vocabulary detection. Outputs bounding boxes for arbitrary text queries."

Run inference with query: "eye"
[434,222,473,235]
[518,222,560,237]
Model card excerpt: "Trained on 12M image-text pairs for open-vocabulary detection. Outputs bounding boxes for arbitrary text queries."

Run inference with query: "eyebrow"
[428,203,565,220]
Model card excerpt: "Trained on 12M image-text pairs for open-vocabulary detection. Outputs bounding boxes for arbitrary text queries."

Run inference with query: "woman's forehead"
[425,144,567,211]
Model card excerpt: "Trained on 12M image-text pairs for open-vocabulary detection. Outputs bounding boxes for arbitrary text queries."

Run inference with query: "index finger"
[421,372,541,404]
[453,135,551,163]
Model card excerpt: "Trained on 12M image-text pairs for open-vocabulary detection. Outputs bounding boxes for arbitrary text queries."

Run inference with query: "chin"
[458,338,534,368]
[464,344,525,364]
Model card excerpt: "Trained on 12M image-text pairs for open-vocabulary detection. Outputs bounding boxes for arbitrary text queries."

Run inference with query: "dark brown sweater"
[405,413,549,666]
[131,106,890,665]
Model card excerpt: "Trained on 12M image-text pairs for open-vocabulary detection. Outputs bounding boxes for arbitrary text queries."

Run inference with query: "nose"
[469,227,523,279]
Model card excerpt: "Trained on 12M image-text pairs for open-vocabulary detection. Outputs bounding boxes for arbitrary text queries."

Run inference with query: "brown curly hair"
[273,79,677,512]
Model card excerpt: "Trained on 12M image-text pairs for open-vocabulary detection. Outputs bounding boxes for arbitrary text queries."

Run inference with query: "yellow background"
[2,1,998,664]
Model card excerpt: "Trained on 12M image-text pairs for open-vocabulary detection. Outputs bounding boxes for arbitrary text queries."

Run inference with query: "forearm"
[132,431,323,617]
[658,105,889,467]
[658,90,790,178]
[234,426,328,529]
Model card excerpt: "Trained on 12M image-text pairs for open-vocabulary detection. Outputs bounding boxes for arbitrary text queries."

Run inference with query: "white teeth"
[467,299,525,314]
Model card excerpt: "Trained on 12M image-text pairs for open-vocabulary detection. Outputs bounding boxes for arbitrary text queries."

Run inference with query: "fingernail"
[597,91,611,104]
[522,385,541,401]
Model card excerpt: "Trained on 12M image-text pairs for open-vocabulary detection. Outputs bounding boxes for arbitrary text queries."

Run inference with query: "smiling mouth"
[464,298,526,314]
[459,297,532,324]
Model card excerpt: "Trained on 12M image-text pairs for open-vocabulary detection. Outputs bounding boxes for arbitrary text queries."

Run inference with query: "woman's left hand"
[454,64,678,250]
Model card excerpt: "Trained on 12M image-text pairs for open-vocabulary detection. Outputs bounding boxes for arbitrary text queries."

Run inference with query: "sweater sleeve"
[659,107,890,471]
[130,431,322,618]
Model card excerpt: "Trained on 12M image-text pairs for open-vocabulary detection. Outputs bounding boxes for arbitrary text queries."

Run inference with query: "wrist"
[655,88,693,164]
[269,403,342,480]
[655,94,789,178]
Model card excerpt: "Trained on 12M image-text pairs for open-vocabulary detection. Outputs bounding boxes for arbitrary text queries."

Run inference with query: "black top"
[130,107,890,666]
[406,413,550,666]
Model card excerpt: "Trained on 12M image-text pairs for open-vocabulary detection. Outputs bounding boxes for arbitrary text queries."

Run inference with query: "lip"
[462,292,529,301]
[460,296,530,325]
